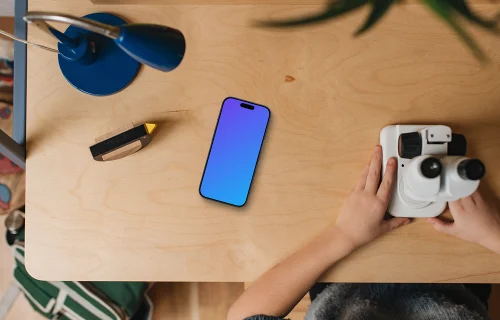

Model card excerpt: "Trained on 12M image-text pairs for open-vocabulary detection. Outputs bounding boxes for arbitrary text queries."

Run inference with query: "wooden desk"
[26,0,500,282]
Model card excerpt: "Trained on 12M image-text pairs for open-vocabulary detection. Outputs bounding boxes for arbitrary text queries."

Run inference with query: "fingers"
[383,217,411,232]
[426,217,455,235]
[355,165,369,191]
[365,145,383,193]
[448,200,463,214]
[377,157,397,202]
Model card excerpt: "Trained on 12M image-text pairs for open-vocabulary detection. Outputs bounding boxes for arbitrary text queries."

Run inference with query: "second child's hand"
[427,191,500,254]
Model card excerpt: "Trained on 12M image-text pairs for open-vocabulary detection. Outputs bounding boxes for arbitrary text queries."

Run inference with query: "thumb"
[426,218,455,235]
[383,217,411,232]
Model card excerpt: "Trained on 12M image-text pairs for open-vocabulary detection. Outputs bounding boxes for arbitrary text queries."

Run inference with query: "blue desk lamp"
[23,12,186,96]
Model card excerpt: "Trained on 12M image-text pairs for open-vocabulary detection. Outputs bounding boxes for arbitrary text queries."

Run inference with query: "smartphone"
[199,97,271,207]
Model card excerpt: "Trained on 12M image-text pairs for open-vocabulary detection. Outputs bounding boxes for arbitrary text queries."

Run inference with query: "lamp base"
[58,13,140,96]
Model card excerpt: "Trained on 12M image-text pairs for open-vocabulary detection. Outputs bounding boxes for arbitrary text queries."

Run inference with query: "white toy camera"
[380,125,485,218]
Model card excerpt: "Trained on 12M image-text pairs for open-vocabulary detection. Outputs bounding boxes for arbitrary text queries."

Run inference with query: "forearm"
[227,227,355,320]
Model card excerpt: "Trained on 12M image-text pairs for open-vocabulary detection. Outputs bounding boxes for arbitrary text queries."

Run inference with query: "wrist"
[324,226,358,256]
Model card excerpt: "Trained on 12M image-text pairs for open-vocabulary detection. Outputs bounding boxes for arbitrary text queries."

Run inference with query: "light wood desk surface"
[26,0,500,282]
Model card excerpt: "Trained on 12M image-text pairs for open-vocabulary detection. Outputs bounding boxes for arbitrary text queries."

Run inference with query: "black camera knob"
[399,132,422,159]
[420,157,442,179]
[458,159,485,181]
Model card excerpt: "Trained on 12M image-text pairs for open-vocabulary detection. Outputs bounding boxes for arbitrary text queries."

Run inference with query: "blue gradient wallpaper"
[200,98,270,206]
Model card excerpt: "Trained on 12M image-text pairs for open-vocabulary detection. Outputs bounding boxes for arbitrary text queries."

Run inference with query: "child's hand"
[427,191,500,254]
[335,145,411,249]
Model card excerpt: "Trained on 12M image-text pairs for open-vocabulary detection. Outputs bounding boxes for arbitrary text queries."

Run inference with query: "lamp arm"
[23,12,121,40]
[23,11,186,74]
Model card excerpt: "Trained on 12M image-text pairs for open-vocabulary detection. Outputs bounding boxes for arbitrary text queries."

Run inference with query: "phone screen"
[199,97,270,207]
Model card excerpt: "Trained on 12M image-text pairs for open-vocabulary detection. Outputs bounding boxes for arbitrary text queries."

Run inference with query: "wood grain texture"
[89,0,497,4]
[491,285,500,320]
[149,282,244,319]
[90,0,339,4]
[25,1,500,282]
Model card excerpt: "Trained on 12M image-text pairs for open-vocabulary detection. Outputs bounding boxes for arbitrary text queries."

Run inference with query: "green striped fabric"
[9,229,152,320]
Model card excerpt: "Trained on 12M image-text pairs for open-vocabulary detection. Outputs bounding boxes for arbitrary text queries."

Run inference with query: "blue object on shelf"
[24,11,186,96]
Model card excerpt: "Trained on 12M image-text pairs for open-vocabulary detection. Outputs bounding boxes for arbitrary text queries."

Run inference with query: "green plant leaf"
[355,0,396,36]
[256,0,369,28]
[422,0,487,62]
[446,0,498,30]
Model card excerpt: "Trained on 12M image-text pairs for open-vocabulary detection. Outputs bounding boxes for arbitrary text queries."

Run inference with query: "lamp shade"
[116,24,185,72]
